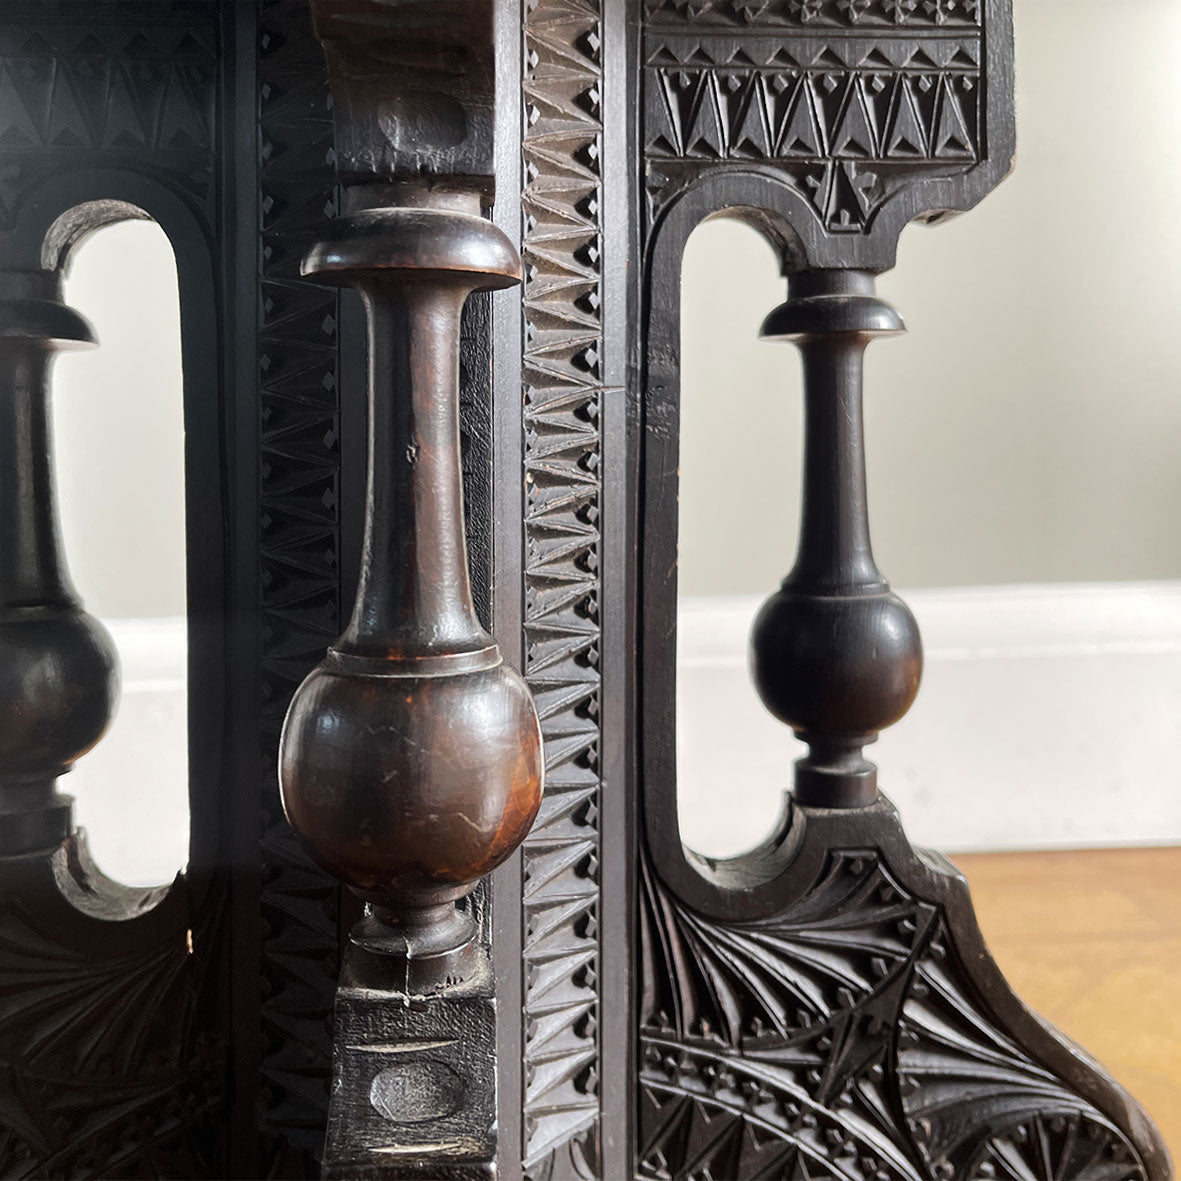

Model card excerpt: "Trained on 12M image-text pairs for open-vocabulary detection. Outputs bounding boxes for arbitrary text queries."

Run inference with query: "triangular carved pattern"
[0,19,215,225]
[641,4,984,237]
[521,1,606,1176]
[643,0,981,28]
[637,845,1148,1181]
[645,68,979,164]
[256,2,344,1173]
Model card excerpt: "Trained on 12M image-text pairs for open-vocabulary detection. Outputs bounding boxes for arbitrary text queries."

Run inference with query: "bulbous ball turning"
[279,657,543,911]
[750,587,922,741]
[0,611,118,780]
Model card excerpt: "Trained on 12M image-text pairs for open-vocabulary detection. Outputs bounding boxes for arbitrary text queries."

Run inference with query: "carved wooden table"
[0,1,1171,1179]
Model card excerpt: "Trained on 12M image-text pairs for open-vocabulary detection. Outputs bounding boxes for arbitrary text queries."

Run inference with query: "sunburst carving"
[637,804,1157,1180]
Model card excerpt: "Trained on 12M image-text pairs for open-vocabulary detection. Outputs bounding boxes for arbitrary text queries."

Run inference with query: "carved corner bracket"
[638,800,1171,1180]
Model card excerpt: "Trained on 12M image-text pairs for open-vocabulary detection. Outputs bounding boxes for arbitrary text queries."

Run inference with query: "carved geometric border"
[519,0,607,1174]
[642,0,982,30]
[641,12,985,238]
[256,0,343,1170]
[0,11,217,229]
[636,0,1013,273]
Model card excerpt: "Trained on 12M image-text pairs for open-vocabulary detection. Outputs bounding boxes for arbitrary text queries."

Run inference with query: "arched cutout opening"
[675,217,807,861]
[52,217,189,887]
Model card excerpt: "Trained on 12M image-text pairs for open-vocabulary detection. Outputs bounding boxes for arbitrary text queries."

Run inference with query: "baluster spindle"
[0,270,118,854]
[280,194,542,990]
[752,269,921,808]
[278,189,542,1174]
[281,2,541,1170]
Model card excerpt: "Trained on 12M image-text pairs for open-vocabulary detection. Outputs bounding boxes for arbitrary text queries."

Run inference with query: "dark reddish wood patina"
[280,197,542,982]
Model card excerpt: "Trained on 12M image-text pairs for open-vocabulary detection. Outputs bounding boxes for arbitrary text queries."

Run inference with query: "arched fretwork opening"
[676,216,803,860]
[53,215,188,887]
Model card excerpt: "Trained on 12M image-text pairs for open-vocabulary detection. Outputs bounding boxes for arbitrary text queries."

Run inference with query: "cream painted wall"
[50,220,189,884]
[679,0,1181,596]
[42,2,1181,880]
[53,219,186,619]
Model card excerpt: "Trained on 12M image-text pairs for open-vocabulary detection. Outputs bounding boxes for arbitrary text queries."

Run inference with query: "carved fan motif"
[0,841,222,1178]
[897,933,1144,1179]
[637,811,1149,1181]
[642,848,932,1048]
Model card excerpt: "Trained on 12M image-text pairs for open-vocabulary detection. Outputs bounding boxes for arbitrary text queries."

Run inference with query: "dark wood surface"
[280,3,543,1175]
[0,5,245,1174]
[628,2,1167,1177]
[0,1,1172,1178]
[753,270,920,809]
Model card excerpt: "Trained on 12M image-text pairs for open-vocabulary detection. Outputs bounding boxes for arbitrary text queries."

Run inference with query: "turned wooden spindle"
[0,270,118,855]
[751,269,922,809]
[279,193,543,989]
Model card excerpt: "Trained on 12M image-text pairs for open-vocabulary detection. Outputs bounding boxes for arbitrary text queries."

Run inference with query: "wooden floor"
[953,847,1181,1158]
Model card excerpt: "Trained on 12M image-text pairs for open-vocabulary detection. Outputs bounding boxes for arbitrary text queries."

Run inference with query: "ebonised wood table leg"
[632,5,1172,1175]
[282,4,543,1174]
[635,265,1173,1181]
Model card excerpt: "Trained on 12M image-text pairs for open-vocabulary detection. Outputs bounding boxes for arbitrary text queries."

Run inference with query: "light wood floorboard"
[953,847,1181,1159]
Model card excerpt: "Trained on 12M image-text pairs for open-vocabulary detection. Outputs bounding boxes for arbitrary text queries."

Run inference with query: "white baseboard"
[68,617,189,886]
[677,583,1181,857]
[67,586,1181,885]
